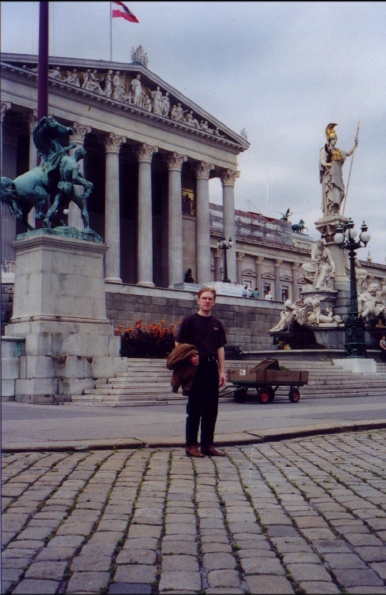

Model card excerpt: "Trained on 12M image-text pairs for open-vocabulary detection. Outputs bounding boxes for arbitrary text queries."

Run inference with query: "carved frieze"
[12,55,246,147]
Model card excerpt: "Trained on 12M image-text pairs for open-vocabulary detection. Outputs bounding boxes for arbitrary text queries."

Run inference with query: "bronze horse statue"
[1,115,93,231]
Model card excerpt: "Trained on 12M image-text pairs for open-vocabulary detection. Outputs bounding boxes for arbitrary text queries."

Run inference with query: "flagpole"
[110,1,113,62]
[38,1,49,120]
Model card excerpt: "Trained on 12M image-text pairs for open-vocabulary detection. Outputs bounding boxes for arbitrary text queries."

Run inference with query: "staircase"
[71,356,386,407]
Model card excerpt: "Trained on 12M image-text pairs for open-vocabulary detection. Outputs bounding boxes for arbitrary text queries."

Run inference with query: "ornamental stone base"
[4,232,125,404]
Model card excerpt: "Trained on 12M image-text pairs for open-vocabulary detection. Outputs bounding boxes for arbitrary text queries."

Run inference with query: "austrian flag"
[112,1,139,23]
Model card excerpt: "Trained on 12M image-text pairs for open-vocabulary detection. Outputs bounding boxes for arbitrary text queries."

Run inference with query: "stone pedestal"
[5,232,125,403]
[314,215,351,318]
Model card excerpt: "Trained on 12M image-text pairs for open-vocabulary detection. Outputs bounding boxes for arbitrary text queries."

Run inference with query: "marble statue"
[131,74,142,106]
[320,123,358,216]
[184,110,200,129]
[64,68,80,87]
[358,283,386,324]
[301,240,335,290]
[151,86,163,114]
[171,103,185,122]
[82,69,105,95]
[304,295,342,326]
[104,70,113,97]
[270,295,342,332]
[48,66,62,80]
[161,92,170,117]
[270,299,298,331]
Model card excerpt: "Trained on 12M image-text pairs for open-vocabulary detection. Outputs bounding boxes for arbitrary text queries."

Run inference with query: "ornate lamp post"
[334,219,371,357]
[217,237,233,283]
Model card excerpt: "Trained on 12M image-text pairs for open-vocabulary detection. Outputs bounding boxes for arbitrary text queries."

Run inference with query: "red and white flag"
[112,1,139,23]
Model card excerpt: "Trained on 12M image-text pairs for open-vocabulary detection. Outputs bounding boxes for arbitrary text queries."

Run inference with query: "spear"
[342,119,360,216]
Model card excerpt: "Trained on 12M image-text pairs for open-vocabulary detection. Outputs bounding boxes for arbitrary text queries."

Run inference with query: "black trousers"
[185,360,219,448]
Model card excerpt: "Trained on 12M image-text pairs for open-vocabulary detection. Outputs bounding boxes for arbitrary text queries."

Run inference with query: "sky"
[1,1,386,265]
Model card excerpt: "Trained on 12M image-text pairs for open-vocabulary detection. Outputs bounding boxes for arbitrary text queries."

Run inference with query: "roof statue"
[131,45,148,68]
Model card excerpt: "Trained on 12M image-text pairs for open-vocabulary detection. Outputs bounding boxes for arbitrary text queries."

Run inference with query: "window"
[263,283,271,297]
[281,285,289,302]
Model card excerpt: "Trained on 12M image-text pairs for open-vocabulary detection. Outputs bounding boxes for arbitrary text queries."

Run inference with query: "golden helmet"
[325,123,338,140]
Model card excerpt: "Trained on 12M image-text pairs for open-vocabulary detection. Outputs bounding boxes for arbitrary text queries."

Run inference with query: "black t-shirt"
[176,313,227,357]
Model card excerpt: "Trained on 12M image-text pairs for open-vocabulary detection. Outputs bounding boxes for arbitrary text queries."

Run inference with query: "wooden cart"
[226,364,309,404]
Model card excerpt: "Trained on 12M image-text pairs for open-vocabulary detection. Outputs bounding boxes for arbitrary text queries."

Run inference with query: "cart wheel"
[234,388,247,403]
[289,387,300,403]
[257,387,274,404]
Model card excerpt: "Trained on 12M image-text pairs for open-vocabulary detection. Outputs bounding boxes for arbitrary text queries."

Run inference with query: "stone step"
[73,356,386,407]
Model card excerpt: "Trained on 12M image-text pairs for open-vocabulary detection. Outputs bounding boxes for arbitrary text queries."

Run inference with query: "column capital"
[1,101,11,123]
[291,262,300,271]
[256,256,265,265]
[274,259,283,267]
[102,132,126,153]
[135,143,158,163]
[71,122,92,143]
[23,110,38,132]
[166,152,187,171]
[194,161,214,180]
[236,252,245,260]
[220,169,240,187]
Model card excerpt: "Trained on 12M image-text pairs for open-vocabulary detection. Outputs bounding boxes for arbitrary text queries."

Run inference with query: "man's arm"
[217,346,226,387]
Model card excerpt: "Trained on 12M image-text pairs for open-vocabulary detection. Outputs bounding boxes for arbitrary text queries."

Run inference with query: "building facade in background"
[1,50,385,304]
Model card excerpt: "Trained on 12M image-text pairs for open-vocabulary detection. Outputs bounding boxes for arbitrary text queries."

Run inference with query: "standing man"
[175,287,227,458]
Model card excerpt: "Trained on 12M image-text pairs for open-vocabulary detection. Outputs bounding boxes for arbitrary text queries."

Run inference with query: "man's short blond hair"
[197,286,217,299]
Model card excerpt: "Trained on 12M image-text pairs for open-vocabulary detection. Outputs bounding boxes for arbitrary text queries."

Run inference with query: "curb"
[3,419,386,453]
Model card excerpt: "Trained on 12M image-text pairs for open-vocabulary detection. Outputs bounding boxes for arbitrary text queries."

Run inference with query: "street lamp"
[217,237,233,283]
[334,218,371,357]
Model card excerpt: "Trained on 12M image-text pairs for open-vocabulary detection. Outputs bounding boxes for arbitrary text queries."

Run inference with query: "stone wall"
[105,283,283,352]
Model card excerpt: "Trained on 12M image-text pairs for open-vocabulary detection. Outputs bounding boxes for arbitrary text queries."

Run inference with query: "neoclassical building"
[1,48,250,289]
[1,49,386,302]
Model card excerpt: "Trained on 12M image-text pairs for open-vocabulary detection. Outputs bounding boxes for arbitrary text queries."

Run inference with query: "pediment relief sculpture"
[10,58,248,148]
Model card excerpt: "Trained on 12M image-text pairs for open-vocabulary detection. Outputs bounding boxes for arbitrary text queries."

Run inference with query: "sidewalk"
[2,399,386,594]
[3,397,386,452]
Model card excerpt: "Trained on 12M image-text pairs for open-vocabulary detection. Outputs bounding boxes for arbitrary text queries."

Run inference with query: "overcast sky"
[1,1,386,264]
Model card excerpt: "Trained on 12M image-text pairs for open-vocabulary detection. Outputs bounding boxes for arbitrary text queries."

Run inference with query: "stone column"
[220,169,239,283]
[214,249,222,282]
[291,262,299,300]
[274,259,282,300]
[102,132,125,283]
[68,122,91,229]
[136,143,158,287]
[1,102,17,263]
[26,110,38,228]
[255,256,264,294]
[166,152,187,287]
[194,161,214,283]
[236,252,244,285]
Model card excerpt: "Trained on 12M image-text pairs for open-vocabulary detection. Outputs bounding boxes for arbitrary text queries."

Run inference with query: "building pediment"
[261,272,275,280]
[241,268,255,276]
[280,274,293,283]
[1,52,249,154]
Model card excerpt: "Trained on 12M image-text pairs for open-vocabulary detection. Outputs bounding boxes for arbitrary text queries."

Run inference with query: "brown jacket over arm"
[166,343,199,394]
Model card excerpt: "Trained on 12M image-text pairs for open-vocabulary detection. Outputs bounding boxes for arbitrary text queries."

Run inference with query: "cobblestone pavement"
[2,429,386,594]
